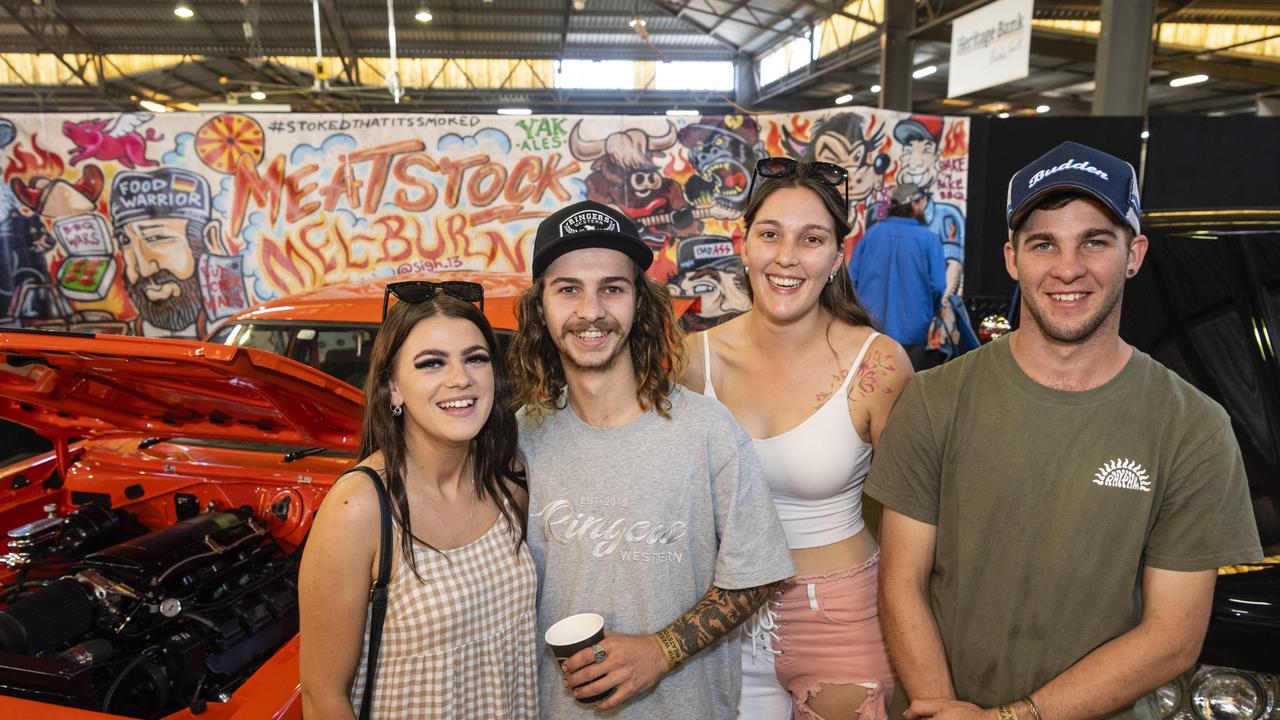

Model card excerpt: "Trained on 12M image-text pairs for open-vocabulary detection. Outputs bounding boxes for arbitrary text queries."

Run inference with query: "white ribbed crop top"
[700,331,877,549]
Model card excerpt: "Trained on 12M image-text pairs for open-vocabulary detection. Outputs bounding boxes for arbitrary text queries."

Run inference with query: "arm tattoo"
[849,349,898,400]
[662,582,778,660]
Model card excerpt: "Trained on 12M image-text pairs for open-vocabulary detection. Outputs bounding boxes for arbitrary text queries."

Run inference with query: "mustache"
[561,318,621,338]
[136,270,185,288]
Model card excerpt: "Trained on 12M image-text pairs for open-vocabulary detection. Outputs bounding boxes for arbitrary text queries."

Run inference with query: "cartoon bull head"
[568,121,678,200]
[10,165,105,217]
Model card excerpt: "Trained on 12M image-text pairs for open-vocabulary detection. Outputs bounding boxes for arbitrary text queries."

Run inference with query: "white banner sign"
[947,0,1033,98]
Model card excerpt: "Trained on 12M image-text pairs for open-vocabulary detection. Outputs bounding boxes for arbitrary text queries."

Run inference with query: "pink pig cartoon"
[62,113,164,169]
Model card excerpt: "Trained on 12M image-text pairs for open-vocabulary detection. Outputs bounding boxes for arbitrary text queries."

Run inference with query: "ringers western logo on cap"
[559,209,620,237]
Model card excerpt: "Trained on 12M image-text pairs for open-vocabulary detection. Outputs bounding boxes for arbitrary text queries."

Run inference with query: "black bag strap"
[349,465,393,720]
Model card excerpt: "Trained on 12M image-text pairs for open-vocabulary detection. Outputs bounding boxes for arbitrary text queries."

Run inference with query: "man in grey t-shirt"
[509,200,794,719]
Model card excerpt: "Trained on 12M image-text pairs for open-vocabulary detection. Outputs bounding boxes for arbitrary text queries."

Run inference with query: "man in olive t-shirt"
[868,142,1263,720]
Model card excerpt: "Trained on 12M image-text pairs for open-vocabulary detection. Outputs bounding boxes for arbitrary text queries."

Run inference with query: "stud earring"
[391,403,403,416]
[1126,268,1135,277]
[827,269,838,284]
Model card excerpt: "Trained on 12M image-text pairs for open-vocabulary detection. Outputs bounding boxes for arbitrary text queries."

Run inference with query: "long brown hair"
[508,268,686,421]
[359,295,527,579]
[741,169,876,330]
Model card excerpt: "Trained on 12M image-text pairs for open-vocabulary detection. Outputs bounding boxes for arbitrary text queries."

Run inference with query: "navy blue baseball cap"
[532,200,653,278]
[1006,141,1141,236]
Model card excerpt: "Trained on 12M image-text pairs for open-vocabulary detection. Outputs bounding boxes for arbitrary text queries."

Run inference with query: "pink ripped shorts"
[740,552,895,720]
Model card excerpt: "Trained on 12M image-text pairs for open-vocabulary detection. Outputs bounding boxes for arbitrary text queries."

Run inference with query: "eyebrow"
[547,275,635,286]
[754,218,833,235]
[412,344,489,361]
[1020,227,1118,246]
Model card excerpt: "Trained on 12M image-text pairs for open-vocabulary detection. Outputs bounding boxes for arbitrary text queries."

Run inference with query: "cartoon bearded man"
[110,168,247,338]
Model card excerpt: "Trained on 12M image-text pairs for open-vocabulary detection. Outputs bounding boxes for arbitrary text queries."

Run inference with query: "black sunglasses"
[381,280,485,322]
[747,157,850,209]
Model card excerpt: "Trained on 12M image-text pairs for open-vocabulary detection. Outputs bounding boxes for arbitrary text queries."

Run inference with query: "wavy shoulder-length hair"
[359,294,527,580]
[741,168,876,330]
[507,267,685,421]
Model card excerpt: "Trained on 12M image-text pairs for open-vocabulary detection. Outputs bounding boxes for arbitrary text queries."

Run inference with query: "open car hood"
[0,329,361,450]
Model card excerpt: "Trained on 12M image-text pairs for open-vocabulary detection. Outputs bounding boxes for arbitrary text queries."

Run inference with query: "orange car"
[205,271,532,389]
[0,272,692,719]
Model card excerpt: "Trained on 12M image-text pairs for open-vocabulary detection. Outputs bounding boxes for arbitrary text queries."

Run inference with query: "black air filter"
[0,577,96,653]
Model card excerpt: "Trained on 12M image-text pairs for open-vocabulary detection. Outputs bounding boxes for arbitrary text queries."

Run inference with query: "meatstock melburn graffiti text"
[231,138,580,292]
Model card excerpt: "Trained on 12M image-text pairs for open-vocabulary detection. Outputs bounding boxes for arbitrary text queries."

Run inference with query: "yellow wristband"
[654,629,685,671]
[996,704,1019,720]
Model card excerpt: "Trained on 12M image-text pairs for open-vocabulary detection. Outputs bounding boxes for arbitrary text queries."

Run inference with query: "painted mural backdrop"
[0,110,968,336]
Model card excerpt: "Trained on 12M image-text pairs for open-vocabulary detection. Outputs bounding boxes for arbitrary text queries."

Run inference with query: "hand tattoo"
[663,583,778,660]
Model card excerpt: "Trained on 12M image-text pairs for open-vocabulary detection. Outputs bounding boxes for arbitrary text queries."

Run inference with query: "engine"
[0,505,298,718]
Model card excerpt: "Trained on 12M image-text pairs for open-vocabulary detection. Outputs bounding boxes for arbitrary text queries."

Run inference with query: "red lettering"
[437,155,487,208]
[505,156,541,203]
[320,161,363,211]
[466,163,507,207]
[230,154,286,237]
[297,218,340,275]
[373,217,413,264]
[284,164,320,224]
[348,139,425,214]
[532,153,579,203]
[392,154,439,212]
[258,234,317,295]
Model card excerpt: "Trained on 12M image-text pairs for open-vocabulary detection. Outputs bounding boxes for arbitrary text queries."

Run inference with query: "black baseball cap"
[532,200,653,277]
[1006,141,1142,236]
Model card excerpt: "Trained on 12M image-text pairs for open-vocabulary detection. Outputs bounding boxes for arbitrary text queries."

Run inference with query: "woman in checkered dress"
[299,288,537,719]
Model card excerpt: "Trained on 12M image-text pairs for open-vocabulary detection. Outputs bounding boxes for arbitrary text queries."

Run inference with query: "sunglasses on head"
[381,280,485,322]
[747,157,850,209]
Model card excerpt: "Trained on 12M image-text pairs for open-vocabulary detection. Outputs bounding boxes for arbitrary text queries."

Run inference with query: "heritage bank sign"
[947,0,1033,99]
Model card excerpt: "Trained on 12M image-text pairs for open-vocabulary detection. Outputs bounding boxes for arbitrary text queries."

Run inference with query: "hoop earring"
[390,403,403,416]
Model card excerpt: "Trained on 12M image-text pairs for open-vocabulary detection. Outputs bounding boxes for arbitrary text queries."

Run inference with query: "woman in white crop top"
[680,159,914,720]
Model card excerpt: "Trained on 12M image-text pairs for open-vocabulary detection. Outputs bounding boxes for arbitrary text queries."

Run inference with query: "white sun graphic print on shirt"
[1093,458,1152,492]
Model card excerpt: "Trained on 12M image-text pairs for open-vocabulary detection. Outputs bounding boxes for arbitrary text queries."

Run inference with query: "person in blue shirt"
[848,183,947,370]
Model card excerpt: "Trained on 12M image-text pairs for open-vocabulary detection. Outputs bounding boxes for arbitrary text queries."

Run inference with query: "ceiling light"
[912,65,937,79]
[666,109,698,116]
[497,107,532,115]
[1141,130,1150,139]
[997,111,1010,118]
[628,16,646,28]
[1035,104,1050,113]
[139,100,168,113]
[870,84,881,93]
[250,87,267,101]
[415,9,433,23]
[834,94,853,105]
[1169,73,1208,87]
[174,3,194,18]
[572,0,586,9]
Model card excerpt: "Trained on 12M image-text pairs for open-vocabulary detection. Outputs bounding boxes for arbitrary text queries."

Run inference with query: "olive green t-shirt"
[866,335,1263,718]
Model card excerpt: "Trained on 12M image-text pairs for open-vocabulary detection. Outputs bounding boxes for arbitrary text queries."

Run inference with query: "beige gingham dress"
[349,511,538,719]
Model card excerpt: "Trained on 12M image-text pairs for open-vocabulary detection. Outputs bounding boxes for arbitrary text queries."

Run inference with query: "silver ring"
[591,644,607,664]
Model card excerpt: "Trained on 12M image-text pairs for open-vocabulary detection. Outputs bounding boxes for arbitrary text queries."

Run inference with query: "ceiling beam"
[320,0,362,85]
[644,0,743,52]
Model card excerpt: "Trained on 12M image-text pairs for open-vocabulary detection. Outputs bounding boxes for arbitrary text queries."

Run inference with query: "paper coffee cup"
[544,612,614,704]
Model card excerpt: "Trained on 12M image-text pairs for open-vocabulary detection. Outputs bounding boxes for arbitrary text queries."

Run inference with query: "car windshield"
[209,323,379,388]
[208,322,516,388]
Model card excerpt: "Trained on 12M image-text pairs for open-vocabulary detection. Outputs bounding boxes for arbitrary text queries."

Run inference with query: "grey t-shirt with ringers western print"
[519,387,795,720]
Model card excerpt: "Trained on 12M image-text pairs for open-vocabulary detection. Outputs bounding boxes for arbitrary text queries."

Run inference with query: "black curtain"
[964,116,1144,297]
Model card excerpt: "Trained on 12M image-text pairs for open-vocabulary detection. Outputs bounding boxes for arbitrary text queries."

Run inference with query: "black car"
[1121,209,1280,720]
